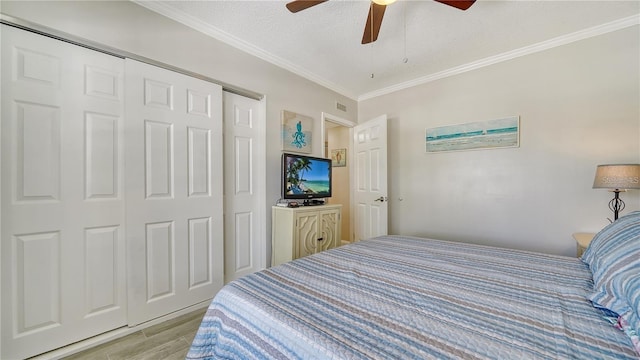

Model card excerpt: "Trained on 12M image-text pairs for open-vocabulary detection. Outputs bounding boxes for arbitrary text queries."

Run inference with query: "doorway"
[321,113,356,244]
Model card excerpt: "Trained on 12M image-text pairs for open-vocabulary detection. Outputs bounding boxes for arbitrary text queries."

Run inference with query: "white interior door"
[125,59,224,325]
[1,26,126,359]
[223,92,266,283]
[353,114,388,241]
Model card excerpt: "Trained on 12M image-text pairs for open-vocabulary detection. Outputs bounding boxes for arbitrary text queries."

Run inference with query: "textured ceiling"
[138,0,639,100]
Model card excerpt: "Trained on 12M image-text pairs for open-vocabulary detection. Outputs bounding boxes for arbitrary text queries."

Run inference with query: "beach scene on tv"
[285,156,331,196]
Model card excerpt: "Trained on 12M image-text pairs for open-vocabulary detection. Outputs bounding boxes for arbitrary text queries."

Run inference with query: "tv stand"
[271,204,342,266]
[303,199,325,206]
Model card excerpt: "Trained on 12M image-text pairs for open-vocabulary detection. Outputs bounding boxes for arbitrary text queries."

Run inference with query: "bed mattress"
[187,235,637,359]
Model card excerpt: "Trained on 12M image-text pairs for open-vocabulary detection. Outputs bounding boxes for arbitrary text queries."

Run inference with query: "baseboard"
[28,301,211,360]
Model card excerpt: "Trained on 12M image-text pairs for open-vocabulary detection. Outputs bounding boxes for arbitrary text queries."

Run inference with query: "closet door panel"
[223,92,265,283]
[144,120,174,198]
[1,26,126,360]
[85,112,119,199]
[84,226,121,314]
[14,231,61,332]
[188,126,211,197]
[125,59,223,325]
[15,102,61,201]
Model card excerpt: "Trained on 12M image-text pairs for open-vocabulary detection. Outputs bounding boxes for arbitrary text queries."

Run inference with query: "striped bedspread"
[187,235,638,359]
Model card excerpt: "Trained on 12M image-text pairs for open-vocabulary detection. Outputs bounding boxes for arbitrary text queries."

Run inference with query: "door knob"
[374,196,388,202]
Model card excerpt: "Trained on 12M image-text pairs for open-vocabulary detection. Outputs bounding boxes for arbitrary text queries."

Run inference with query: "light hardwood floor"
[61,308,206,360]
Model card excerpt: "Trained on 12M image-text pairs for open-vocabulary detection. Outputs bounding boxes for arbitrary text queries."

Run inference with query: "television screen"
[282,153,332,200]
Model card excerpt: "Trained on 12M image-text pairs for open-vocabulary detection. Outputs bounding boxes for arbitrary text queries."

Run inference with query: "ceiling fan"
[286,0,476,44]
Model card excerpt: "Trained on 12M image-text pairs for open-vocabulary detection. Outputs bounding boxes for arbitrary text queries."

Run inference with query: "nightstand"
[573,232,595,258]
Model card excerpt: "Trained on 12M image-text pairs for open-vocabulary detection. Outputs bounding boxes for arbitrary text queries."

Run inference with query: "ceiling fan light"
[372,0,396,5]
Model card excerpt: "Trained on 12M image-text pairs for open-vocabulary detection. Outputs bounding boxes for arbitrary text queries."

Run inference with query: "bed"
[188,213,640,359]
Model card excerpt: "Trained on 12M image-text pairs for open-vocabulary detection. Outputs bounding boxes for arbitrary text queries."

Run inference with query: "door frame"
[320,112,356,242]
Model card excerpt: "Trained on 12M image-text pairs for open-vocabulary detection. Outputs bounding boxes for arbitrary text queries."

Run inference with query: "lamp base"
[608,189,625,221]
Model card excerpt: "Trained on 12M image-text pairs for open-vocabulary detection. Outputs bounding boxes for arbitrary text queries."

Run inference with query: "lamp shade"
[592,164,640,189]
[372,0,397,5]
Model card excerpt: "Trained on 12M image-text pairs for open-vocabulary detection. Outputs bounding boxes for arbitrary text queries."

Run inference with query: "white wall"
[3,2,638,258]
[0,0,358,262]
[359,27,640,256]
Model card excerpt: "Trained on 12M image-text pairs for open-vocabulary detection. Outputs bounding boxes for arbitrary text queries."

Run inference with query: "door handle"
[374,196,388,202]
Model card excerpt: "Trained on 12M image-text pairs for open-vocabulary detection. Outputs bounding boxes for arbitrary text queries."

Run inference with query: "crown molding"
[134,2,638,103]
[134,1,358,100]
[358,14,640,101]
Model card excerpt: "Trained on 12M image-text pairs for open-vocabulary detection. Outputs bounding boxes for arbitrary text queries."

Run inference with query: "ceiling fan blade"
[286,0,328,13]
[433,0,476,10]
[361,2,386,44]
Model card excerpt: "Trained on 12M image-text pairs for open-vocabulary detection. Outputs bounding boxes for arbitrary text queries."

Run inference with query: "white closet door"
[125,59,224,325]
[1,26,126,359]
[223,92,266,283]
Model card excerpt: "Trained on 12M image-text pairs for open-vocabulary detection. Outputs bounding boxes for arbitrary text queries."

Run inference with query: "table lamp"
[592,164,640,220]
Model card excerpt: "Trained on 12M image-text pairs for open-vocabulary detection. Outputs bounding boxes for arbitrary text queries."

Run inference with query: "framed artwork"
[281,110,313,153]
[331,148,346,167]
[426,116,520,153]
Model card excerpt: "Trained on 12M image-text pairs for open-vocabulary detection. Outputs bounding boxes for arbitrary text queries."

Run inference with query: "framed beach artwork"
[426,116,520,153]
[281,110,313,153]
[331,148,346,167]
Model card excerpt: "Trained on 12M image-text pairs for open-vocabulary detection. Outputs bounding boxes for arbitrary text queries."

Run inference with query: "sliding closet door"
[1,26,126,359]
[125,59,224,325]
[223,92,266,283]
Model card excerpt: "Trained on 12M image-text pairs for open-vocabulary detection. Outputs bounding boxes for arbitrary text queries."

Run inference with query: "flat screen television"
[281,153,332,203]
